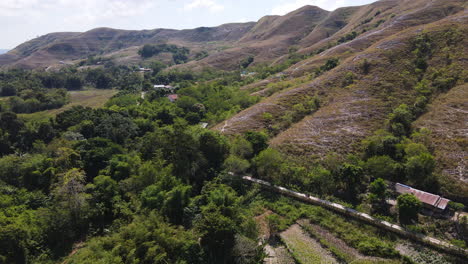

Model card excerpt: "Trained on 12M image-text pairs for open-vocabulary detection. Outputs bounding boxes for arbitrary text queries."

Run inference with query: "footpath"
[243,176,468,258]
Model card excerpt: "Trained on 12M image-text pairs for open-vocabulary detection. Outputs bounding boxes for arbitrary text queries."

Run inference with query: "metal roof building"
[395,183,450,211]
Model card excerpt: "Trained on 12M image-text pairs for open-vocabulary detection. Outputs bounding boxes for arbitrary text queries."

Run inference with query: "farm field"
[19,89,117,120]
[280,224,338,264]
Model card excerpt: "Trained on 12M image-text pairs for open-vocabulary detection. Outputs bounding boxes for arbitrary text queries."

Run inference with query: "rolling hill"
[1,1,467,263]
[213,0,467,201]
[1,0,466,201]
[2,0,463,72]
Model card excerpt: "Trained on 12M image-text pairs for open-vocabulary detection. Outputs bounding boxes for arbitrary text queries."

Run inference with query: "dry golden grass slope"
[241,0,466,93]
[214,1,467,199]
[413,84,468,200]
[4,0,464,72]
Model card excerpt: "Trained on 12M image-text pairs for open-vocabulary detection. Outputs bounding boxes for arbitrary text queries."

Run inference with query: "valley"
[0,0,467,263]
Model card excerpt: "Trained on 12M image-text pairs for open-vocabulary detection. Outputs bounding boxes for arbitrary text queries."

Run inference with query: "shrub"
[397,193,421,224]
[448,201,464,212]
[360,59,371,74]
[450,239,466,248]
[342,71,355,86]
[388,104,413,137]
[337,31,358,44]
[223,155,250,175]
[253,148,284,184]
[365,156,400,180]
[240,56,254,69]
[404,152,435,186]
[321,58,339,71]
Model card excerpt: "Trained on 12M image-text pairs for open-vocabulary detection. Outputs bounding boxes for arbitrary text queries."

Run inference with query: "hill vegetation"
[0,0,467,263]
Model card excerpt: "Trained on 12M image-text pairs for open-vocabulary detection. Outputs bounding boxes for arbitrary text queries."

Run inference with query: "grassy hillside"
[2,0,464,72]
[0,1,466,263]
[413,84,468,201]
[215,2,467,202]
[19,89,117,121]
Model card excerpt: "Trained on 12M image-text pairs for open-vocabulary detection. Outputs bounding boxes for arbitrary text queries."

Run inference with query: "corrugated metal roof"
[395,183,450,210]
[435,197,450,210]
[167,94,178,102]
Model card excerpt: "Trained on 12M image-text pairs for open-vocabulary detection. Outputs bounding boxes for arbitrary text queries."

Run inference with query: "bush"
[365,156,400,180]
[223,155,250,175]
[397,193,421,224]
[342,71,355,86]
[404,152,435,186]
[360,59,371,74]
[363,130,401,159]
[356,238,398,257]
[337,31,358,44]
[321,58,339,72]
[448,201,464,212]
[253,148,284,183]
[388,104,413,137]
[240,56,254,69]
[450,239,466,248]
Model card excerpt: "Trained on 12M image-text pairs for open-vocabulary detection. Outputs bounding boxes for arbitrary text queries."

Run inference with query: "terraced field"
[264,239,295,264]
[280,224,337,264]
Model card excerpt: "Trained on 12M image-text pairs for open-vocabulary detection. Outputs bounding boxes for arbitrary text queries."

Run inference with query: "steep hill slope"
[0,1,466,199]
[0,23,256,69]
[413,83,468,200]
[6,0,464,71]
[214,0,467,200]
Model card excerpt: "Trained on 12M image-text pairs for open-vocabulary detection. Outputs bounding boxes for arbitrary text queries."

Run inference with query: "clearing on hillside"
[19,89,117,120]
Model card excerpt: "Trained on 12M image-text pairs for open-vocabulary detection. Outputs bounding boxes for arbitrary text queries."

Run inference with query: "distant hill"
[0,0,464,73]
[0,49,9,54]
[0,1,387,70]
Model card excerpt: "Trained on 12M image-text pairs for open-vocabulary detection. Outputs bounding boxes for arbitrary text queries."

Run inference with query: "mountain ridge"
[0,2,406,70]
[0,0,466,200]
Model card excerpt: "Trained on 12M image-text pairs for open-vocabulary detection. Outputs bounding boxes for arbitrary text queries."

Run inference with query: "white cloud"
[271,0,345,15]
[0,0,156,20]
[237,17,250,23]
[0,0,37,9]
[184,0,224,13]
[59,0,156,26]
[0,0,39,16]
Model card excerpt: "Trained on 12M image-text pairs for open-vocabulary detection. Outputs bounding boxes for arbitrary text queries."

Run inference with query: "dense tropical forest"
[2,0,468,262]
[0,51,466,264]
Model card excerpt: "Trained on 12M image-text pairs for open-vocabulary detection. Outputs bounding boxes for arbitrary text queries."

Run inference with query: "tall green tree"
[337,163,365,202]
[368,178,388,213]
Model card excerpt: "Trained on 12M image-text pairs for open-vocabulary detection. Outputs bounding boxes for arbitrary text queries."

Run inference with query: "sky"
[0,0,375,49]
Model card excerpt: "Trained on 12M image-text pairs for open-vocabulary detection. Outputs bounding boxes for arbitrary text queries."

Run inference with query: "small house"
[395,183,450,213]
[240,71,257,78]
[274,72,288,79]
[138,67,152,72]
[153,85,175,93]
[167,94,178,102]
